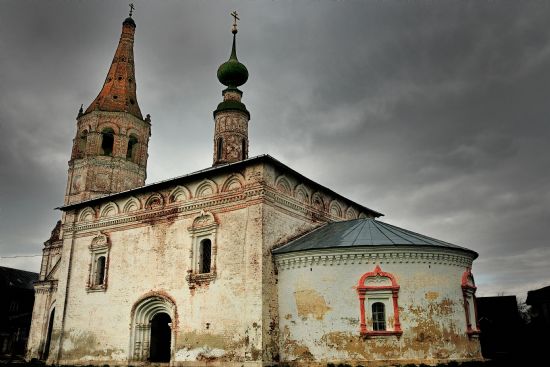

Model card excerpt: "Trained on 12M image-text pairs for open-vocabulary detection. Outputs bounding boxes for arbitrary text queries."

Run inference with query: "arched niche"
[312,192,325,211]
[145,193,164,210]
[169,186,191,203]
[99,202,119,218]
[78,207,95,222]
[195,179,218,198]
[275,176,292,195]
[221,174,244,192]
[329,200,343,218]
[123,196,141,213]
[294,184,310,204]
[345,207,358,220]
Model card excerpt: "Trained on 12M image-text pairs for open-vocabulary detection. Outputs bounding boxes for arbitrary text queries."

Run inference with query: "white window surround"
[186,211,218,288]
[86,232,110,292]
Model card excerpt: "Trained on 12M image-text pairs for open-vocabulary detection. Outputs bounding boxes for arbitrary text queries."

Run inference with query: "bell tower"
[213,11,250,166]
[65,11,151,205]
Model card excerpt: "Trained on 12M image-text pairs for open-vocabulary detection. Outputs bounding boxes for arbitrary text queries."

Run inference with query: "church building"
[27,11,482,366]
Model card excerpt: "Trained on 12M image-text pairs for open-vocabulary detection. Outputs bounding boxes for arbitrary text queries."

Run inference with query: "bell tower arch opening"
[130,294,176,362]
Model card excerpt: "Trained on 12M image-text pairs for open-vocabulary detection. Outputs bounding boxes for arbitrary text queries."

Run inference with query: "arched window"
[77,130,88,158]
[95,256,106,285]
[217,138,223,161]
[199,239,211,274]
[357,265,402,337]
[126,134,138,162]
[241,138,247,160]
[187,212,218,288]
[87,232,110,292]
[100,128,115,156]
[372,302,386,331]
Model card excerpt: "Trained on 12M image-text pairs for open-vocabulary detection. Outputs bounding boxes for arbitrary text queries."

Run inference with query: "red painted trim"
[357,265,401,336]
[461,268,480,337]
[461,267,477,291]
[358,264,399,288]
[361,330,403,337]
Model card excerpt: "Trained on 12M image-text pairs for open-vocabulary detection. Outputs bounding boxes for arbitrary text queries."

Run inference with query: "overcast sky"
[1,0,549,300]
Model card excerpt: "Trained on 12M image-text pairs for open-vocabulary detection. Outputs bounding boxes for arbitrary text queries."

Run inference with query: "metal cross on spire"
[129,3,135,17]
[231,10,239,33]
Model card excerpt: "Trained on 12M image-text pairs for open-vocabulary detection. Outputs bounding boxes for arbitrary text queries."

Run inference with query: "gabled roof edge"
[57,154,384,217]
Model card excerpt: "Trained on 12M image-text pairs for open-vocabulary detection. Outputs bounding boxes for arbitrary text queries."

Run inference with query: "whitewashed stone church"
[27,12,482,366]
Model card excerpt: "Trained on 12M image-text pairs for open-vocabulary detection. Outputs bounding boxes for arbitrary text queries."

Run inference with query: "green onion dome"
[217,33,248,88]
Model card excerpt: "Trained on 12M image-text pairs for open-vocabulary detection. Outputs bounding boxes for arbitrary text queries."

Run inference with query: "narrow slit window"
[199,239,211,274]
[241,139,246,159]
[217,138,223,161]
[95,256,106,285]
[372,302,386,331]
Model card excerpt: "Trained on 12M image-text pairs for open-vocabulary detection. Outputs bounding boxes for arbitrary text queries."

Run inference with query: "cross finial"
[231,10,239,34]
[129,3,135,17]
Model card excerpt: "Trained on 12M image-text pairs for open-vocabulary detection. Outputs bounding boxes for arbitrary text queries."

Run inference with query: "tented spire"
[85,14,142,119]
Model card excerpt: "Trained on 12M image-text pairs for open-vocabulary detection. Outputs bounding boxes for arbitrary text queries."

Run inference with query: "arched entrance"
[130,294,176,362]
[43,308,55,360]
[149,313,171,362]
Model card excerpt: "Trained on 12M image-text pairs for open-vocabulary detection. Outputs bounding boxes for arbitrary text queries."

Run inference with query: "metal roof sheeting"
[0,266,39,290]
[272,218,477,258]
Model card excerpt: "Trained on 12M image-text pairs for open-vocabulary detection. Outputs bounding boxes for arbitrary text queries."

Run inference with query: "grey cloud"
[1,0,549,300]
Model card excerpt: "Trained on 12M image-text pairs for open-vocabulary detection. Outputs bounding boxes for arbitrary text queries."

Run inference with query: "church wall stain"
[275,252,482,365]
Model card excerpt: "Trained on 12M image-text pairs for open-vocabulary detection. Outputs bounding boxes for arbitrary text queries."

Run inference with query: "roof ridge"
[381,221,457,247]
[371,219,400,245]
[344,219,366,246]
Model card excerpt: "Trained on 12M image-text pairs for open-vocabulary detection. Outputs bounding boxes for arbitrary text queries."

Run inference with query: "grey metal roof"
[272,218,477,258]
[0,266,39,290]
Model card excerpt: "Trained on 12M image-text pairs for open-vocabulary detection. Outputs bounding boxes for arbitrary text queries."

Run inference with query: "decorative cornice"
[274,247,474,270]
[34,280,58,294]
[65,187,264,233]
[263,187,340,222]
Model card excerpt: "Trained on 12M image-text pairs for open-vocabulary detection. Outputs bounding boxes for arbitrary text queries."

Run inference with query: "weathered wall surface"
[275,248,482,365]
[33,162,468,366]
[26,281,57,360]
[41,164,269,365]
[260,162,374,363]
[66,111,151,205]
[26,223,63,361]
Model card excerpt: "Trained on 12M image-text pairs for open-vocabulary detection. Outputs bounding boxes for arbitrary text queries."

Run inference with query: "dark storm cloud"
[1,0,549,298]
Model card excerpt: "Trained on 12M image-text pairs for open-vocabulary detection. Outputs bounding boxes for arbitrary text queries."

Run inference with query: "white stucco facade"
[275,247,482,365]
[27,13,483,366]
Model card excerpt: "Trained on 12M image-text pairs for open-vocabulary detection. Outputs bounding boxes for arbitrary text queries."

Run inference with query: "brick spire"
[85,15,142,119]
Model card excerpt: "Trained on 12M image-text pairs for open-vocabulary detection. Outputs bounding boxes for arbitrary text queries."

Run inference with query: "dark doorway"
[43,308,55,360]
[149,313,171,362]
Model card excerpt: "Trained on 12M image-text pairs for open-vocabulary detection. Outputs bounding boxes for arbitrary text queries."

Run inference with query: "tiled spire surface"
[85,17,142,119]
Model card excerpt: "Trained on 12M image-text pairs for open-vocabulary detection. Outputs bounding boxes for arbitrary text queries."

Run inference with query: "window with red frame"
[462,268,480,336]
[356,265,402,337]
